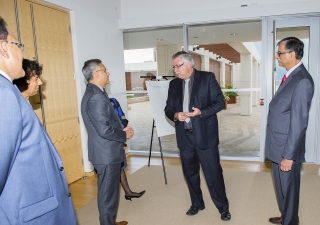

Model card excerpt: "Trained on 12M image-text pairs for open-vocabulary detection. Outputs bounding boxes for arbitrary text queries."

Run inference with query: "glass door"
[263,15,320,163]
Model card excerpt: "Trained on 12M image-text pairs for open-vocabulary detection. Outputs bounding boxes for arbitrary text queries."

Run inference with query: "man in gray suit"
[0,17,76,225]
[266,37,314,225]
[81,59,133,225]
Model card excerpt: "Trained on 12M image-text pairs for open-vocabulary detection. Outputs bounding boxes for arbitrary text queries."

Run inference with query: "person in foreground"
[13,58,43,102]
[81,59,133,225]
[164,51,231,221]
[266,37,314,225]
[0,17,76,225]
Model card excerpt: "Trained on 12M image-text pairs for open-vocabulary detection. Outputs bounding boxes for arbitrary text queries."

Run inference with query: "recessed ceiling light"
[230,33,238,36]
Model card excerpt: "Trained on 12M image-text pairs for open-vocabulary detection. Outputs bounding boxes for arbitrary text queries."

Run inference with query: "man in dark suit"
[164,51,231,221]
[81,59,133,225]
[266,37,314,225]
[0,17,76,225]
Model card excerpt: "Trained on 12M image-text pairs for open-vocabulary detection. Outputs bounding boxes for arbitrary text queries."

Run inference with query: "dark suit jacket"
[0,74,76,225]
[265,64,314,164]
[81,82,126,165]
[165,69,224,150]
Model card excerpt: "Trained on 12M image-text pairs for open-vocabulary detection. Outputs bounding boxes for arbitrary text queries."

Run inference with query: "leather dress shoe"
[269,216,299,224]
[186,205,205,215]
[220,210,231,221]
[115,221,128,225]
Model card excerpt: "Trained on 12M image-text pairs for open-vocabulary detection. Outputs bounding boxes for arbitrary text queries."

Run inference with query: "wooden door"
[0,0,18,38]
[17,0,84,183]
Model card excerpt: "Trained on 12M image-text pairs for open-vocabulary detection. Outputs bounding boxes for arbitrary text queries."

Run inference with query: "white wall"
[119,0,320,29]
[43,0,127,172]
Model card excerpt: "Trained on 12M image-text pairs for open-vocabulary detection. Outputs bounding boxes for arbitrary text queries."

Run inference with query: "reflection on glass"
[274,27,310,94]
[188,21,262,158]
[123,27,183,153]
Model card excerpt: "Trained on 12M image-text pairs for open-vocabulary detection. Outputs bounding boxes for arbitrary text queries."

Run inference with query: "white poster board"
[146,81,175,137]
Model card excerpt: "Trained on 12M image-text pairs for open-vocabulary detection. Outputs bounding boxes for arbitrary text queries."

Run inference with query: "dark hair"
[172,51,194,67]
[0,17,8,40]
[277,37,304,60]
[82,59,101,81]
[13,59,43,92]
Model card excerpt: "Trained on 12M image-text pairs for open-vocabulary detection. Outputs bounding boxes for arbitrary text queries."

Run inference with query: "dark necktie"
[280,74,286,85]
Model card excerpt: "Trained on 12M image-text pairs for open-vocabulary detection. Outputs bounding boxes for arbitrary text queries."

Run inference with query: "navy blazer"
[0,74,76,224]
[265,64,314,164]
[165,69,224,150]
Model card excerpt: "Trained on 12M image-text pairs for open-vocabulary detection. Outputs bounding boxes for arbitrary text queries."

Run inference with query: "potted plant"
[222,92,230,110]
[225,83,238,104]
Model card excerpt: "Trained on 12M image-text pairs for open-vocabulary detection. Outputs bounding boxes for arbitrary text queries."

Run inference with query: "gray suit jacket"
[0,74,76,225]
[265,64,314,164]
[81,83,126,165]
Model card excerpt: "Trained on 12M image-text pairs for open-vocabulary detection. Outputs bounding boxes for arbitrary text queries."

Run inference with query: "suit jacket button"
[60,167,64,171]
[68,193,71,197]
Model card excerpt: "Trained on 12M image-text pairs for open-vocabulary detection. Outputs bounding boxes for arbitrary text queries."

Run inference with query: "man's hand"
[280,158,293,172]
[185,107,201,117]
[175,112,188,121]
[123,126,134,139]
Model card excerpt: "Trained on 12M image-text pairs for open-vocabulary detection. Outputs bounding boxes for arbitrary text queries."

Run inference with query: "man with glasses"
[165,51,231,221]
[266,37,314,225]
[0,17,76,224]
[81,59,133,225]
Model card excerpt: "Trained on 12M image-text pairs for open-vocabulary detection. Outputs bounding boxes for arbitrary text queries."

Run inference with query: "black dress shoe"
[186,205,205,215]
[220,210,231,221]
[124,190,146,201]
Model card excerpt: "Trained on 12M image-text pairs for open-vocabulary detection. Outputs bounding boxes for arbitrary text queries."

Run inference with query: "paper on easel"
[146,81,175,137]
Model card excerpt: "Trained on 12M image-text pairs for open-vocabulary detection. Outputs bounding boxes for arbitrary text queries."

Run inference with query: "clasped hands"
[123,126,134,139]
[175,107,201,122]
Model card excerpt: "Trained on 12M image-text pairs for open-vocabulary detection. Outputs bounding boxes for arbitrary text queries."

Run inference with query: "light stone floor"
[127,98,260,157]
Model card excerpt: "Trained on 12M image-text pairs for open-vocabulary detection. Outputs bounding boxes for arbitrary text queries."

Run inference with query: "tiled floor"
[127,97,260,157]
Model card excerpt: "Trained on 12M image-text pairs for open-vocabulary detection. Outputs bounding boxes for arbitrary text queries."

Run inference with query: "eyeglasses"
[5,40,24,51]
[172,62,184,69]
[276,51,292,57]
[95,69,108,73]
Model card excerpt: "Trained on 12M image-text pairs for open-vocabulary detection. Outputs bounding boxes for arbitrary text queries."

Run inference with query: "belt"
[185,129,193,132]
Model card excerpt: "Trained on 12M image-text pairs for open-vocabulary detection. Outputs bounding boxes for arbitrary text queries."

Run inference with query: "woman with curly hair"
[13,58,43,101]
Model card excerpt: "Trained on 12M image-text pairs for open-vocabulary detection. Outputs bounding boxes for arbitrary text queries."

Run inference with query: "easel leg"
[148,119,155,167]
[158,137,168,185]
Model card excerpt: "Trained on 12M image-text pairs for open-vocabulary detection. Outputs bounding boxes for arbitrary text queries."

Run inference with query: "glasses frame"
[5,40,24,51]
[276,50,292,57]
[172,62,184,69]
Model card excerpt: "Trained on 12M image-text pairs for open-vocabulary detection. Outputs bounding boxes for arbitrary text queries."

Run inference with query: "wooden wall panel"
[199,44,240,63]
[209,59,220,84]
[190,52,201,70]
[225,64,232,84]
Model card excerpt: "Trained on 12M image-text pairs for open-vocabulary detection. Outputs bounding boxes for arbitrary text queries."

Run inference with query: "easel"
[148,119,167,184]
[141,75,175,185]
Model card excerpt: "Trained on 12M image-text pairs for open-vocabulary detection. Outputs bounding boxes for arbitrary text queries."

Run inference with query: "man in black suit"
[266,37,314,225]
[164,51,231,221]
[81,59,133,225]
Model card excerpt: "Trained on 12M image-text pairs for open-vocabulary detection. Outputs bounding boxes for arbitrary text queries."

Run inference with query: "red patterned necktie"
[280,74,286,85]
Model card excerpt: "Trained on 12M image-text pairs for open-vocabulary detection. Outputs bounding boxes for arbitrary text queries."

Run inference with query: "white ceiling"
[123,20,262,50]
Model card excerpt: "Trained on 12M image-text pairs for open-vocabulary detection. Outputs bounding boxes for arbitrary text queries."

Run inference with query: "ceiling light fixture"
[230,33,238,36]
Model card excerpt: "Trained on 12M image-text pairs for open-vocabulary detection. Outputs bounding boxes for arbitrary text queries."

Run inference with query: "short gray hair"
[172,51,194,67]
[82,59,101,81]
